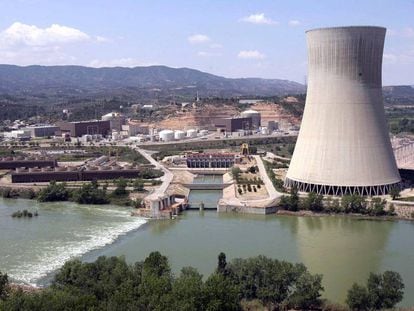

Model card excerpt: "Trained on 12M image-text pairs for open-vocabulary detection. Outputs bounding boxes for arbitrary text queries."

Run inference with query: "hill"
[0,64,305,99]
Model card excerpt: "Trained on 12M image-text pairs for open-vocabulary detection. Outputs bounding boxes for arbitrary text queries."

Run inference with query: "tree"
[0,271,8,300]
[171,267,204,311]
[346,283,370,311]
[133,180,144,192]
[341,195,367,214]
[346,271,404,310]
[203,273,240,311]
[217,252,227,275]
[231,166,241,181]
[302,192,324,212]
[37,181,70,202]
[113,178,128,196]
[367,271,404,309]
[389,186,401,200]
[72,182,109,204]
[138,252,173,310]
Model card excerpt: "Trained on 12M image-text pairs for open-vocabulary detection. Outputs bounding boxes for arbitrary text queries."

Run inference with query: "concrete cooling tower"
[285,26,401,196]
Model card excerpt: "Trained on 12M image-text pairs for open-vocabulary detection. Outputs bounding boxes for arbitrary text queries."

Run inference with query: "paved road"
[133,146,174,200]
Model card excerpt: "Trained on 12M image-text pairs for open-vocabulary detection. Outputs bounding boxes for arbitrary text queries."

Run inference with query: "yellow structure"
[241,143,249,156]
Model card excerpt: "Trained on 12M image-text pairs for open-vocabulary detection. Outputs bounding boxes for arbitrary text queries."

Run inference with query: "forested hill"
[0,64,305,98]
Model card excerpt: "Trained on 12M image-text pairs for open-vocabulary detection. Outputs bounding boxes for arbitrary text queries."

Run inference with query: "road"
[132,145,174,200]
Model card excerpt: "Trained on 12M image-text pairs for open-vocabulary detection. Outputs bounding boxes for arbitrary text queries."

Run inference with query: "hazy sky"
[0,0,413,85]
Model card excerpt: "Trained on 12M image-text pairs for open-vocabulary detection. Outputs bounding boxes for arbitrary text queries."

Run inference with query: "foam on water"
[4,207,147,286]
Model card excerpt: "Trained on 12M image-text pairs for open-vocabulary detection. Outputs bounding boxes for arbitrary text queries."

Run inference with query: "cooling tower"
[285,26,401,196]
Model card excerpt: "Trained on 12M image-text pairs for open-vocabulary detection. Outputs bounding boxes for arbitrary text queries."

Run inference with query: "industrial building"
[25,125,59,138]
[285,26,401,196]
[214,117,252,133]
[186,153,236,168]
[57,120,110,137]
[11,165,141,183]
[241,110,261,129]
[0,157,57,170]
[101,112,127,132]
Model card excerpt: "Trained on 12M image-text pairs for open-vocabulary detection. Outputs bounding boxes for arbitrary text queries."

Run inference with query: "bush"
[346,271,404,310]
[72,182,109,205]
[302,192,324,212]
[37,181,71,202]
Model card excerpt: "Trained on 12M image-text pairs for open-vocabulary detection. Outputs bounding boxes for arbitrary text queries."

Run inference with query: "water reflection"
[295,216,394,303]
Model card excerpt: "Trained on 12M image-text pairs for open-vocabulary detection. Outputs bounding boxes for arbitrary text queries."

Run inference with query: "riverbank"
[276,209,414,222]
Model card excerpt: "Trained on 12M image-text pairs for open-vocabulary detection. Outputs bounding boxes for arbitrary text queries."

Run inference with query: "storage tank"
[159,130,174,142]
[174,130,186,140]
[199,129,209,136]
[285,26,401,196]
[241,109,261,129]
[261,127,269,135]
[187,129,197,138]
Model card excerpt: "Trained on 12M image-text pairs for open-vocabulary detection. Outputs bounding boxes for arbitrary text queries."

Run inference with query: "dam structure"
[285,26,401,196]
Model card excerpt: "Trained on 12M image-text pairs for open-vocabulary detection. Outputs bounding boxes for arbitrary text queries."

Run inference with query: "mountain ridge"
[0,64,305,97]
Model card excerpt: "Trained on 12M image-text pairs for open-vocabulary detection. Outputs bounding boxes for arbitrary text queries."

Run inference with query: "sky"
[0,0,413,85]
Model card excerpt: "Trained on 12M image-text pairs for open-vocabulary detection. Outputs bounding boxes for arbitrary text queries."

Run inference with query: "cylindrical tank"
[241,109,261,129]
[174,130,186,140]
[187,129,197,138]
[261,127,269,135]
[285,26,401,196]
[159,130,174,142]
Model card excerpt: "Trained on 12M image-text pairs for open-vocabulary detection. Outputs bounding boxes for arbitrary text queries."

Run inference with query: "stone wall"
[217,204,277,215]
[389,201,414,219]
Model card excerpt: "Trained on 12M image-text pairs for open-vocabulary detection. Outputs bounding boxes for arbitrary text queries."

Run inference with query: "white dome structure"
[285,26,400,196]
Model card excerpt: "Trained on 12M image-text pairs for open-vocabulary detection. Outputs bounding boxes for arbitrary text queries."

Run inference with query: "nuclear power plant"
[285,26,401,196]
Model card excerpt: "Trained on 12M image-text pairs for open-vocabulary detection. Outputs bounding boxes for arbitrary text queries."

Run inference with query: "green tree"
[389,186,401,200]
[72,182,108,204]
[367,271,404,309]
[0,271,8,300]
[231,166,241,181]
[346,283,370,311]
[171,267,204,311]
[203,273,240,311]
[346,271,404,310]
[302,192,324,212]
[113,178,128,196]
[37,181,70,202]
[138,251,173,311]
[133,180,144,192]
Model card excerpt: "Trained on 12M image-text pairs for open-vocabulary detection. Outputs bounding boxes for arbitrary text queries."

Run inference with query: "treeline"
[0,252,404,311]
[279,187,398,217]
[36,179,143,207]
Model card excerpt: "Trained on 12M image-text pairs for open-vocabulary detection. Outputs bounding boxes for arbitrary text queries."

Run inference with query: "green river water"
[1,196,414,306]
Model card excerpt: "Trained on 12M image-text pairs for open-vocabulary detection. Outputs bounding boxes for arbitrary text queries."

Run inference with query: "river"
[1,197,414,306]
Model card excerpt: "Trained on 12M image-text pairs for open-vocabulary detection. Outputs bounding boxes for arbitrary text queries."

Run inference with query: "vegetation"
[279,186,300,211]
[279,192,397,217]
[263,159,285,192]
[72,182,109,205]
[37,181,70,202]
[11,209,38,218]
[346,271,404,310]
[0,252,327,311]
[0,252,403,310]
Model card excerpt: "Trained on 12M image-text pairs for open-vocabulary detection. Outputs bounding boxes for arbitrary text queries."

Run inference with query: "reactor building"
[285,26,401,196]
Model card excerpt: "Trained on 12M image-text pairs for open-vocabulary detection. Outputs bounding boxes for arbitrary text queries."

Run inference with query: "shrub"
[37,181,70,202]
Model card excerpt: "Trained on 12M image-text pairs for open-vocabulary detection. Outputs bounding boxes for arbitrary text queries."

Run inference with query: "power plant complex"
[285,26,401,196]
